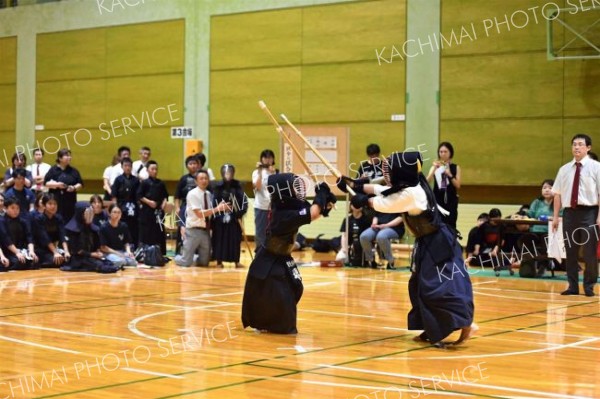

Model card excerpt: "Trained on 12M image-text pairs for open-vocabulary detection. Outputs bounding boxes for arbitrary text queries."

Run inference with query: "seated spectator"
[527,179,555,234]
[336,196,373,266]
[31,191,45,219]
[90,194,109,228]
[471,208,514,276]
[0,193,5,217]
[359,210,404,270]
[4,168,35,218]
[34,194,70,267]
[64,203,111,271]
[0,197,37,270]
[466,213,489,261]
[356,143,384,182]
[3,153,32,189]
[99,204,137,269]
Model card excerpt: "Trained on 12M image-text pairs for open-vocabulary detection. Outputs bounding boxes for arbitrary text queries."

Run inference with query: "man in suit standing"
[552,133,600,297]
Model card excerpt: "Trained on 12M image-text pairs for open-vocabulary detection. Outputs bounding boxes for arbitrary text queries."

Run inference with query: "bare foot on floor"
[453,322,479,345]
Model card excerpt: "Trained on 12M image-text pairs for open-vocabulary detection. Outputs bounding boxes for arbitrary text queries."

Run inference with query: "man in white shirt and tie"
[26,148,51,194]
[175,170,229,267]
[552,134,600,297]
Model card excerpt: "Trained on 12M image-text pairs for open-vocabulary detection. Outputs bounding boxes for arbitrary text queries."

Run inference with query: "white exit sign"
[171,127,193,138]
[391,114,405,121]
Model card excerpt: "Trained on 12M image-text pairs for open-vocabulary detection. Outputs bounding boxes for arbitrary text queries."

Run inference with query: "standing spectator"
[359,210,404,269]
[175,170,228,267]
[132,146,151,180]
[102,155,120,201]
[44,149,83,223]
[111,157,140,246]
[194,153,215,180]
[174,156,199,254]
[356,143,384,182]
[212,163,248,268]
[252,149,277,250]
[4,169,35,217]
[137,160,169,254]
[552,134,600,297]
[427,142,461,229]
[26,148,51,194]
[3,152,32,189]
[100,204,137,269]
[108,146,131,186]
[33,194,70,267]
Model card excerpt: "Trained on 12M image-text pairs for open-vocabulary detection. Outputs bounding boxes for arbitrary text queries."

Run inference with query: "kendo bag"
[142,245,166,267]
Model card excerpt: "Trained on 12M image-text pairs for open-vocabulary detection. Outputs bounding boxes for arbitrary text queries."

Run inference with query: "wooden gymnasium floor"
[0,245,599,399]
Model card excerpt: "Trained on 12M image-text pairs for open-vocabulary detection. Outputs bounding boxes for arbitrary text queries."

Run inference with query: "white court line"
[183,291,244,299]
[299,379,465,397]
[516,330,600,340]
[0,321,131,341]
[473,290,591,303]
[471,280,497,286]
[121,367,184,379]
[321,364,595,399]
[300,309,374,319]
[376,337,599,360]
[19,277,125,288]
[128,303,236,342]
[0,335,81,354]
[145,303,191,309]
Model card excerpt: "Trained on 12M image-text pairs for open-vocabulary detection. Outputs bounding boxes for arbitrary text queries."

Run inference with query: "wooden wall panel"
[0,85,16,131]
[301,61,405,123]
[37,28,107,82]
[441,0,565,56]
[36,20,185,180]
[441,52,564,119]
[210,9,302,70]
[35,127,183,181]
[302,0,406,63]
[106,20,185,76]
[105,74,184,124]
[36,80,106,129]
[210,67,302,126]
[210,125,280,179]
[441,119,563,185]
[564,59,600,117]
[0,36,17,85]
[209,1,407,182]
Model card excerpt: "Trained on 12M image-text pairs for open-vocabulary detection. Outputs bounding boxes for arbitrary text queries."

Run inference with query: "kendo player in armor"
[211,164,248,268]
[338,151,476,347]
[242,173,336,334]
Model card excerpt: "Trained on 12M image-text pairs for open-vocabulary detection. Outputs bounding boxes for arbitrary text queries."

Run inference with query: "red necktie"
[36,164,41,190]
[204,192,211,230]
[570,162,581,208]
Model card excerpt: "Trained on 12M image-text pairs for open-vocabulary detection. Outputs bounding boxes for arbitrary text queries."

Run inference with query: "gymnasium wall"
[440,0,600,187]
[34,19,185,180]
[209,0,407,177]
[0,36,16,165]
